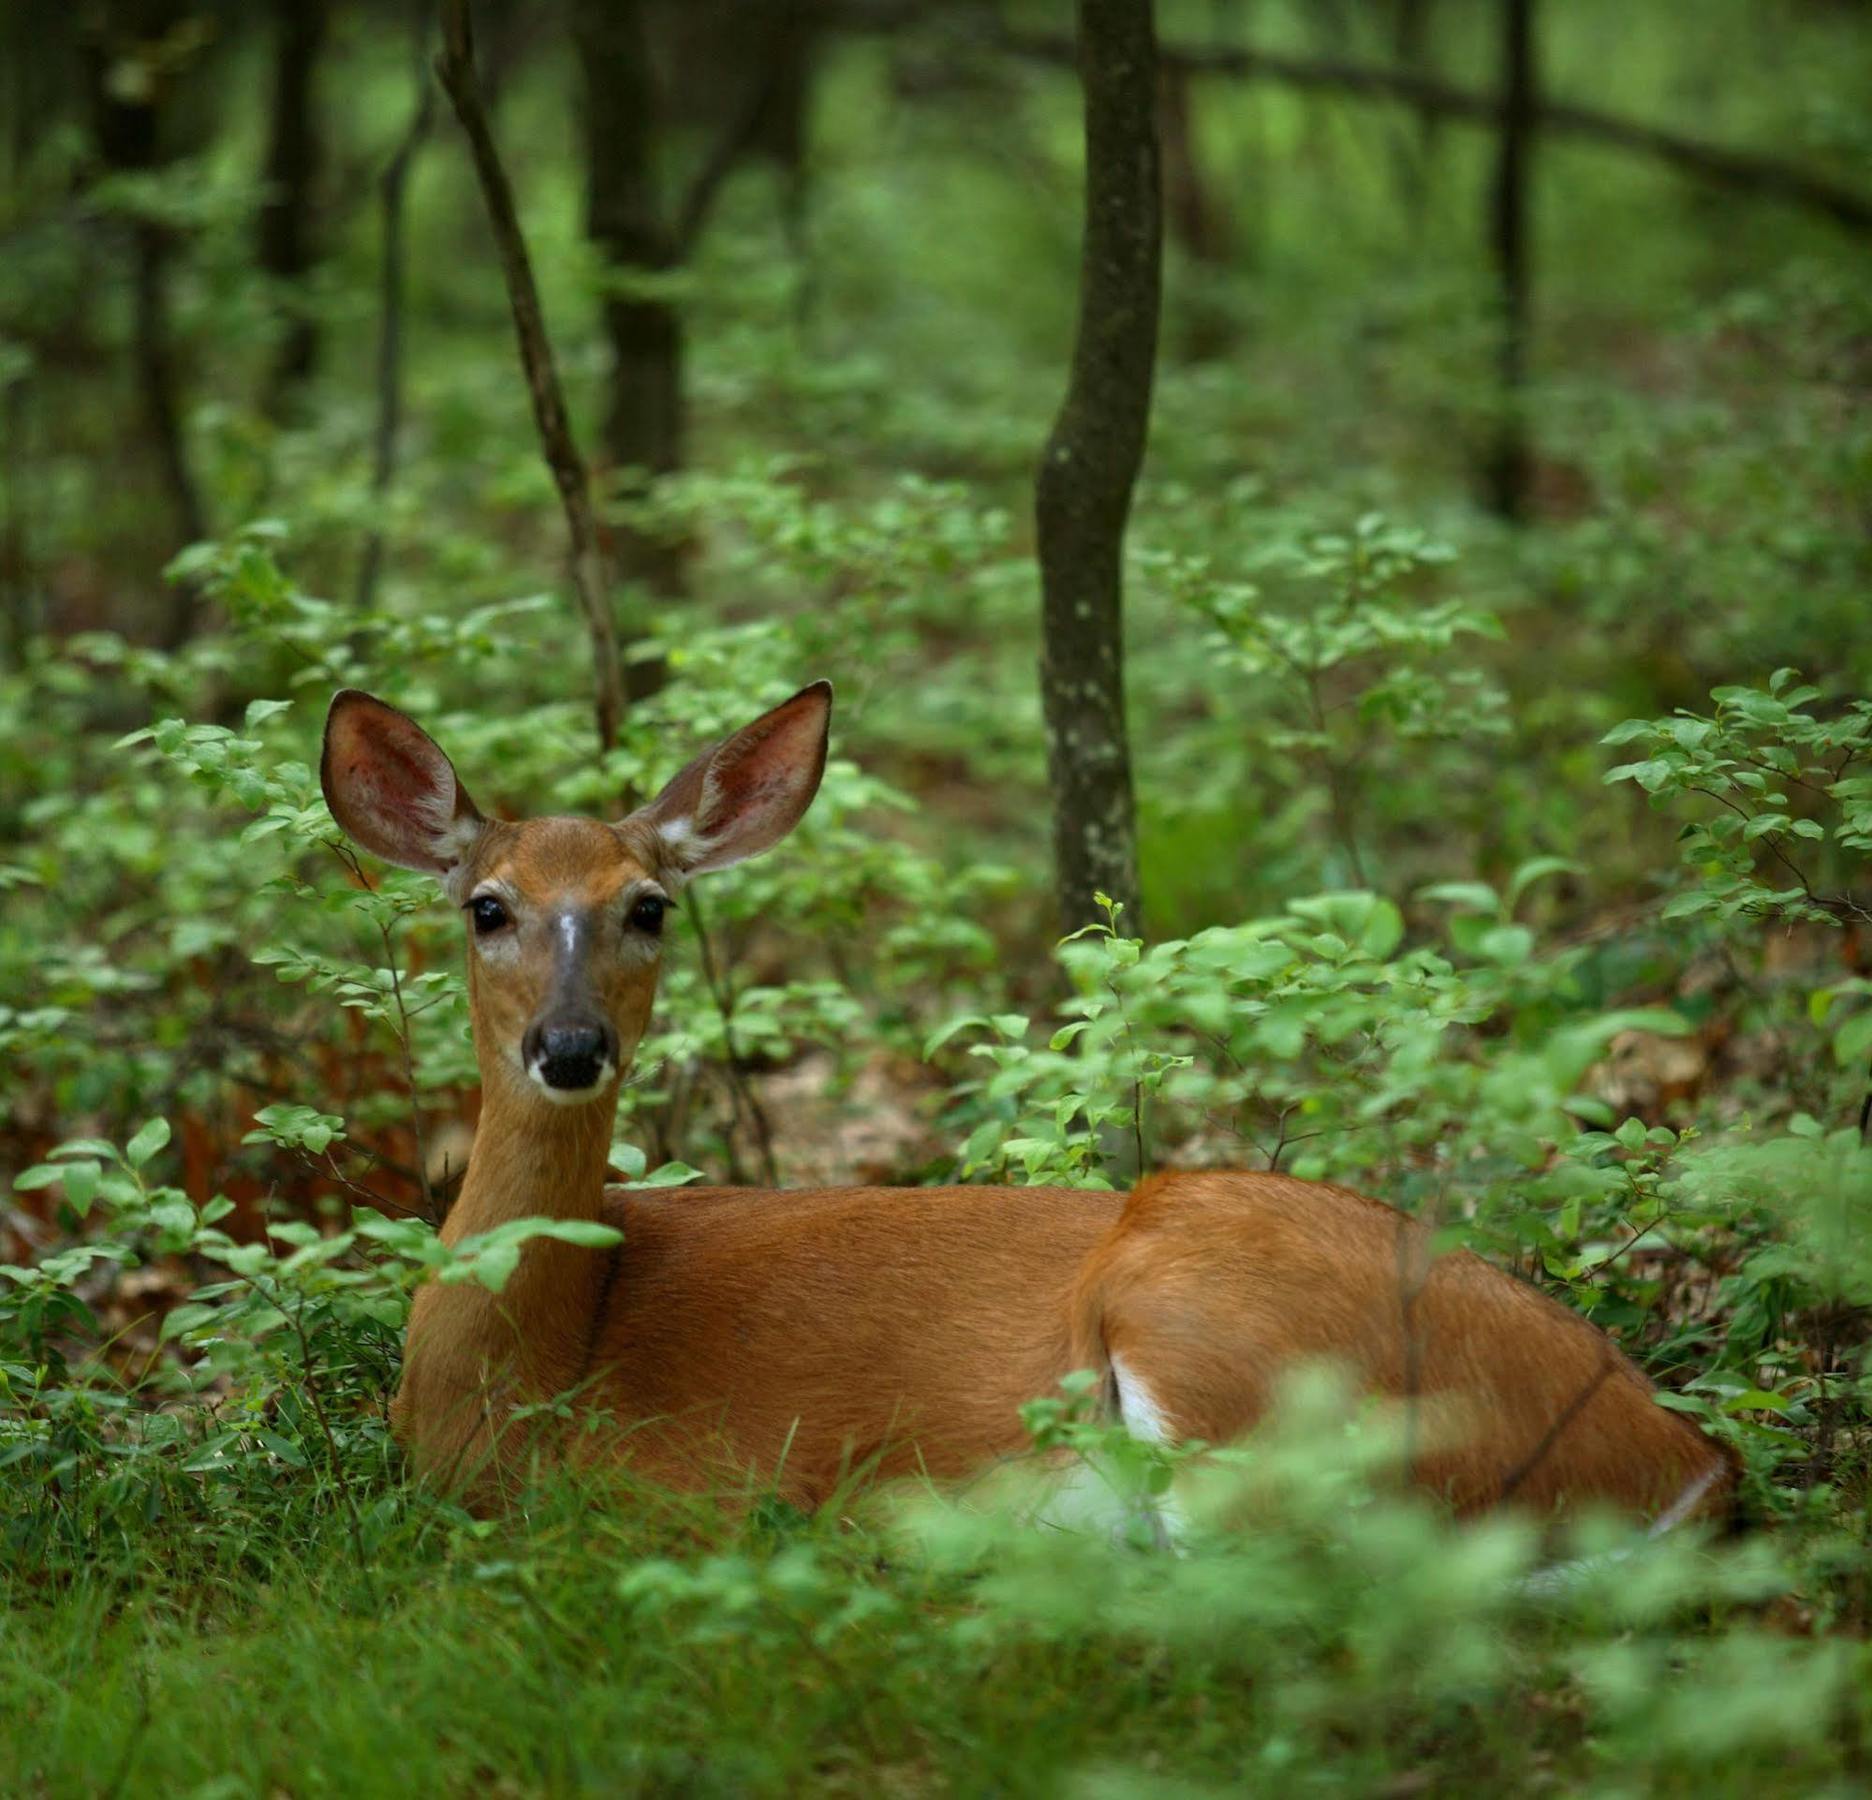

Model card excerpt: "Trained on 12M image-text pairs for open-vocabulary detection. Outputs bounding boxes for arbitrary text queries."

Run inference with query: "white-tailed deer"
[322,683,1732,1526]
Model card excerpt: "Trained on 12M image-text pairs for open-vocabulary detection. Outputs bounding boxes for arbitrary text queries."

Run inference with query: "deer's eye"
[468,895,510,935]
[629,894,666,937]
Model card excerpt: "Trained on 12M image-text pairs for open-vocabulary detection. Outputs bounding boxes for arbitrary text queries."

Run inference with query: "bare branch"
[435,0,625,751]
[1003,30,1872,238]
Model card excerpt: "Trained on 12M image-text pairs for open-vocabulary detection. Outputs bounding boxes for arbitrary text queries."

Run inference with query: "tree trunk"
[571,0,686,609]
[1158,61,1227,264]
[257,0,328,415]
[1484,0,1535,520]
[1035,0,1161,939]
[354,1,435,615]
[1393,0,1439,231]
[85,0,211,648]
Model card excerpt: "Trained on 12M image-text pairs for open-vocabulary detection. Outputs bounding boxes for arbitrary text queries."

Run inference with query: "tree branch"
[435,0,625,751]
[1002,30,1872,238]
[670,28,795,262]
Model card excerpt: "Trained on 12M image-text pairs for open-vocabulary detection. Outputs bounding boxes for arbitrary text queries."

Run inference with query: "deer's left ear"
[631,680,832,881]
[321,690,485,885]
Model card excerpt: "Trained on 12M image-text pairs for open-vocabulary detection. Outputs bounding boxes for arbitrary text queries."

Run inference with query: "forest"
[2,0,1871,1791]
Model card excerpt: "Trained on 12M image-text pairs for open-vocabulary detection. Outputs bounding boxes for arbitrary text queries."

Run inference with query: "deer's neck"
[395,1071,620,1486]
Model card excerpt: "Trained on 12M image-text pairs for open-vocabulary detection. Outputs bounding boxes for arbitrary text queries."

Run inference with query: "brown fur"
[327,686,1733,1525]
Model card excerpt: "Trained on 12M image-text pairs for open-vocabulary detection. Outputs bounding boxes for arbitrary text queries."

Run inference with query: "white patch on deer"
[527,1063,616,1107]
[1111,1355,1174,1445]
[1028,1358,1184,1550]
[653,818,706,886]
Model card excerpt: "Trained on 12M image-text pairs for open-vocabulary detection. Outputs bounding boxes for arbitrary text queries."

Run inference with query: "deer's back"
[588,1182,1122,1500]
[583,1172,1730,1523]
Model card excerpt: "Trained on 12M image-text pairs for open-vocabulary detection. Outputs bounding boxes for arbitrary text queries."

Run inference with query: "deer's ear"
[321,690,484,881]
[632,681,832,880]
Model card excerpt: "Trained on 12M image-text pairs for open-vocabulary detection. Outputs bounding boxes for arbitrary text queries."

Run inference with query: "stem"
[685,885,779,1186]
[241,1268,374,1590]
[376,912,434,1220]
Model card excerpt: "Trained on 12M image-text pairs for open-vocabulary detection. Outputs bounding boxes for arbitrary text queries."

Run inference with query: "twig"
[670,33,793,261]
[435,0,625,752]
[326,839,433,1218]
[685,885,779,1187]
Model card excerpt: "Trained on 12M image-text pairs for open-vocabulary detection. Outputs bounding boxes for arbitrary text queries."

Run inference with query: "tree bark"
[257,0,328,416]
[571,0,685,605]
[1392,0,1439,230]
[1484,0,1535,520]
[1035,0,1160,939]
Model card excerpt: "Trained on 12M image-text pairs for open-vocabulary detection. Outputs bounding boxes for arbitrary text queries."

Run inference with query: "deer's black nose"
[523,1016,618,1093]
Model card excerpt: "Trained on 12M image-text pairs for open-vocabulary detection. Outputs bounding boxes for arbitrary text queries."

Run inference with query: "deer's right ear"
[321,690,484,883]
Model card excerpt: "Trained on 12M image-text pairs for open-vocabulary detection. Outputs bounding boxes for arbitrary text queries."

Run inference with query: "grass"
[4,1397,1867,1797]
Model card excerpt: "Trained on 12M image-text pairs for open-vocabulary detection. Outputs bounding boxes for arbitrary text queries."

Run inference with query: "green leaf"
[1416,880,1500,915]
[1605,758,1673,792]
[1833,1008,1872,1069]
[1476,924,1534,967]
[1287,892,1403,959]
[1505,856,1583,911]
[126,1117,171,1169]
[258,1431,309,1467]
[51,1138,121,1162]
[243,698,293,730]
[61,1161,100,1216]
[923,1014,990,1058]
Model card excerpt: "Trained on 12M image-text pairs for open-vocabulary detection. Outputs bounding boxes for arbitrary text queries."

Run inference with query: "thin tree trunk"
[1484,0,1535,520]
[571,0,685,608]
[355,3,436,615]
[436,0,625,751]
[85,2,211,647]
[2,3,38,659]
[1393,0,1439,231]
[1035,0,1161,938]
[257,0,328,416]
[1158,61,1227,264]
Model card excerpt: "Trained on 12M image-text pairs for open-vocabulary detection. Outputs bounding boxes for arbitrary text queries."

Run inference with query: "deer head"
[320,683,832,1108]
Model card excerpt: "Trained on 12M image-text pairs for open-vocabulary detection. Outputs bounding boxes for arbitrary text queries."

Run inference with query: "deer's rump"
[586,1174,1730,1522]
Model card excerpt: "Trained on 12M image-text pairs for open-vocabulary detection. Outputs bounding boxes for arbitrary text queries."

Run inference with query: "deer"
[320,681,1734,1532]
